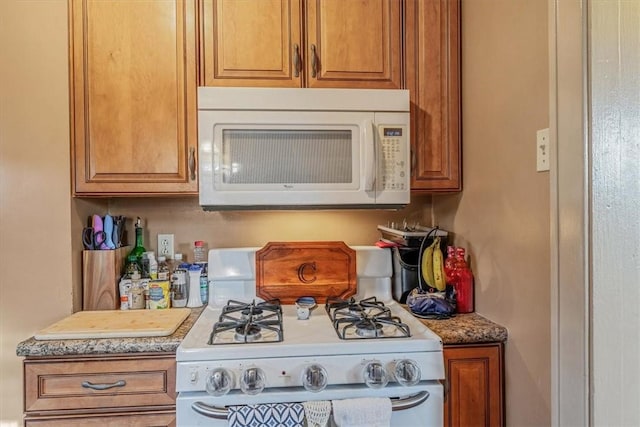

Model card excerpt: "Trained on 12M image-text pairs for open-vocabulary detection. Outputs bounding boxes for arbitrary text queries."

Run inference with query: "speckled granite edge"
[418,312,508,344]
[16,307,204,357]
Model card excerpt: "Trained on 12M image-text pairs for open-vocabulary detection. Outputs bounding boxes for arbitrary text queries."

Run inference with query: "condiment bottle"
[157,256,170,280]
[193,240,208,263]
[128,217,146,267]
[128,270,146,310]
[453,247,474,313]
[170,254,188,308]
[444,246,457,283]
[123,254,141,279]
[198,262,208,305]
[147,251,158,280]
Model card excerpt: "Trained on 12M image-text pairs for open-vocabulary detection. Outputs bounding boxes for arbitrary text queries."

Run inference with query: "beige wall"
[0,0,552,425]
[0,1,73,425]
[433,0,551,425]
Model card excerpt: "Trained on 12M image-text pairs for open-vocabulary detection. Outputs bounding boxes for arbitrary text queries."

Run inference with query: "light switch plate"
[536,128,550,172]
[157,234,174,259]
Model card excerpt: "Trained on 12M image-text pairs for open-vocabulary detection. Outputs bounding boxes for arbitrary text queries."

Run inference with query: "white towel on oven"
[227,402,304,427]
[331,397,392,427]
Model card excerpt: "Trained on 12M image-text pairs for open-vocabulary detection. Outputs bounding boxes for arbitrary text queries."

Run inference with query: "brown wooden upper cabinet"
[405,0,461,192]
[200,0,402,89]
[70,0,460,196]
[70,0,198,196]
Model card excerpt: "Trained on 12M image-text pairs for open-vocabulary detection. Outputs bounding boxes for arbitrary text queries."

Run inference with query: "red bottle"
[444,246,457,283]
[453,247,474,313]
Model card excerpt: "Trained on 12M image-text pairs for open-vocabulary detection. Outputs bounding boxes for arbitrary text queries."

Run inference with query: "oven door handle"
[191,401,228,419]
[391,390,431,411]
[190,390,430,420]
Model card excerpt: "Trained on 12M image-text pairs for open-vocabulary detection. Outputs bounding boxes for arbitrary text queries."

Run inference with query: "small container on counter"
[157,256,170,280]
[148,280,171,309]
[186,263,204,308]
[197,262,208,305]
[170,254,188,308]
[193,240,208,263]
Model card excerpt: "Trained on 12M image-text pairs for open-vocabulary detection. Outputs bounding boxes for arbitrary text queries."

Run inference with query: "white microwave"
[197,87,410,210]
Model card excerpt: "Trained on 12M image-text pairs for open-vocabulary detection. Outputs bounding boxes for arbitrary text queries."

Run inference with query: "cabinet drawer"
[24,354,176,414]
[24,411,176,427]
[24,410,175,427]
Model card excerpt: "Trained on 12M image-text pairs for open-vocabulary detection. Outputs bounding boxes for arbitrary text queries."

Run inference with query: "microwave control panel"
[379,126,408,190]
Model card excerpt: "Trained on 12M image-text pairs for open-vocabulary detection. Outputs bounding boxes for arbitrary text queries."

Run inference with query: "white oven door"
[177,382,443,427]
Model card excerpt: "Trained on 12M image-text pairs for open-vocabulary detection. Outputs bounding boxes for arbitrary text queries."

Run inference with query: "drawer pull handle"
[81,380,126,390]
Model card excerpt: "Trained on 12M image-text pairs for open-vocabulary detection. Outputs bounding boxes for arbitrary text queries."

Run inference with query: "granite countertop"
[17,306,507,357]
[16,307,204,357]
[418,312,508,345]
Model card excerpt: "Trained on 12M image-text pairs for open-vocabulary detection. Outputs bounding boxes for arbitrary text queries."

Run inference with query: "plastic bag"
[406,287,456,319]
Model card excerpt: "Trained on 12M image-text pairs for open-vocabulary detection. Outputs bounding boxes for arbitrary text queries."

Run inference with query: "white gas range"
[176,246,444,426]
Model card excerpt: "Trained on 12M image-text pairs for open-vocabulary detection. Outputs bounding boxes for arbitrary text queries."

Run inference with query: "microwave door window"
[221,129,353,186]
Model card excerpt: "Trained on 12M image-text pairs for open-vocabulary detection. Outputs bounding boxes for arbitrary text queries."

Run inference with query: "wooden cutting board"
[256,241,356,304]
[34,308,191,340]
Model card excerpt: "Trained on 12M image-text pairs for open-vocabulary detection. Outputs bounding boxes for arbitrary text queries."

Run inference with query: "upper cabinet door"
[405,0,461,191]
[305,0,402,89]
[200,0,303,87]
[70,0,198,196]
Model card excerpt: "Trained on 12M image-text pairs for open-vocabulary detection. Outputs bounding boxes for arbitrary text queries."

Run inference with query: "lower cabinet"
[443,343,504,427]
[23,353,176,427]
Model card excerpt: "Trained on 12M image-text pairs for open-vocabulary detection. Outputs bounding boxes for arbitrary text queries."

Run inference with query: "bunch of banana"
[420,236,447,291]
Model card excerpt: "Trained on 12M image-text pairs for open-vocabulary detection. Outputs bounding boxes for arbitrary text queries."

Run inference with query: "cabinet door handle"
[310,44,318,78]
[189,147,196,181]
[293,44,301,77]
[81,380,126,391]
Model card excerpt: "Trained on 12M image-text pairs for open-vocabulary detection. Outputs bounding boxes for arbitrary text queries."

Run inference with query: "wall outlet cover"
[157,234,174,259]
[536,128,550,172]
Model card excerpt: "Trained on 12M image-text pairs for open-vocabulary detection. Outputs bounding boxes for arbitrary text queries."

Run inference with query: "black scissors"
[82,227,107,250]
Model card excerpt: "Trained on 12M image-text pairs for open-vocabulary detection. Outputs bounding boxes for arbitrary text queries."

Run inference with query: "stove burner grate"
[326,296,411,340]
[208,299,284,344]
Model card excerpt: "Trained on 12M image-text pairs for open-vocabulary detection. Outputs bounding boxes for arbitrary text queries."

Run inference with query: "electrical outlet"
[536,128,550,172]
[157,234,174,259]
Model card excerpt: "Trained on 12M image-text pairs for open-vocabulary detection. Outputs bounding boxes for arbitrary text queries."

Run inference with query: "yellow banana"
[432,237,447,291]
[421,239,436,288]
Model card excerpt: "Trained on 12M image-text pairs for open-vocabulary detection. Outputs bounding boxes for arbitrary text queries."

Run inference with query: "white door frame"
[551,0,640,425]
[550,0,590,425]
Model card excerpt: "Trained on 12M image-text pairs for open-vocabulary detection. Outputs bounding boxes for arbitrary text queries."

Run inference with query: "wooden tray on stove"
[255,241,356,304]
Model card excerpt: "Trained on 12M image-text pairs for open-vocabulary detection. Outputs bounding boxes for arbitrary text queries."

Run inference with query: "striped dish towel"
[228,402,305,427]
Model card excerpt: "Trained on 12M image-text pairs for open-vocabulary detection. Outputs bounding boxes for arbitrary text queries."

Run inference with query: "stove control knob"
[363,361,389,389]
[302,364,328,392]
[205,368,234,396]
[239,367,266,395]
[394,359,422,387]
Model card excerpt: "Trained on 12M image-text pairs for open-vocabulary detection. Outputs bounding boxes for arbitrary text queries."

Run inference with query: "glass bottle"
[170,254,188,308]
[157,256,170,280]
[128,217,147,267]
[198,262,208,305]
[147,251,158,280]
[453,247,474,313]
[193,240,208,263]
[124,254,141,279]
